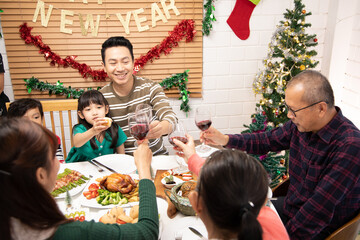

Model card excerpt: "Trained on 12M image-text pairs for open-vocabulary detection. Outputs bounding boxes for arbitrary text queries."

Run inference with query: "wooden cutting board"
[154,170,168,199]
[154,169,197,218]
[154,170,197,199]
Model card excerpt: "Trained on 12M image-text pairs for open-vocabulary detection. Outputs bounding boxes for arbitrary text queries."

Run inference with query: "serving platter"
[80,174,139,209]
[53,168,91,199]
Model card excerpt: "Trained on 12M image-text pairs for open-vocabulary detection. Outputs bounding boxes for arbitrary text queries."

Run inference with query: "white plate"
[93,154,137,174]
[160,216,207,240]
[161,175,184,189]
[80,174,139,209]
[53,170,91,199]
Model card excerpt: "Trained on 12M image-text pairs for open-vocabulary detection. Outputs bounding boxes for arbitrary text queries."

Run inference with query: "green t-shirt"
[65,124,127,163]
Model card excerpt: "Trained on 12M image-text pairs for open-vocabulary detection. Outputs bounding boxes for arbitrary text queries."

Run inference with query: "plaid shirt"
[226,107,360,239]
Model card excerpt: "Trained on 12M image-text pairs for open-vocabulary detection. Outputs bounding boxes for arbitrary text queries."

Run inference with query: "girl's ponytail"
[237,202,263,240]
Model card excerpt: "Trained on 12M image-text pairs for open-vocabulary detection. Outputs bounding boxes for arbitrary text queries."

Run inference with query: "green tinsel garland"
[202,0,216,36]
[24,77,96,99]
[24,70,191,113]
[159,70,191,114]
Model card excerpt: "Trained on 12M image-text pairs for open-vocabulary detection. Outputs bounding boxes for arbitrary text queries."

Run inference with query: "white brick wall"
[1,0,359,155]
[341,2,360,128]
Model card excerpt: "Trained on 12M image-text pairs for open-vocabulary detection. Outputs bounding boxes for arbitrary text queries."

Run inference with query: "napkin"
[195,145,219,158]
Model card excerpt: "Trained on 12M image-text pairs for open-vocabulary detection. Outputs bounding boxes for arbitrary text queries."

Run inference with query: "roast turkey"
[100,173,137,194]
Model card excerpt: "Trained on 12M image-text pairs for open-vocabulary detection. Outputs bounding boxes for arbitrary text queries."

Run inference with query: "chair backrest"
[40,99,78,159]
[325,212,360,240]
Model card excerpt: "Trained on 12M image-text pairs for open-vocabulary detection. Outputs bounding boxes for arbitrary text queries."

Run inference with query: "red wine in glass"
[169,136,188,147]
[195,107,212,153]
[130,124,149,140]
[196,120,212,131]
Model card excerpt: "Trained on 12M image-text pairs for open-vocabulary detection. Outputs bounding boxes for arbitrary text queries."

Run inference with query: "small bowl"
[161,175,184,189]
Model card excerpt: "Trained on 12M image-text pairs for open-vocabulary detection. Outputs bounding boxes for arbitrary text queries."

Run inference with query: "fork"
[88,160,104,172]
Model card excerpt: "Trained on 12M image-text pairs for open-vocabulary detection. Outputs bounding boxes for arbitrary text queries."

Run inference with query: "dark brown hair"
[7,98,44,118]
[0,118,68,239]
[198,149,268,240]
[101,36,134,63]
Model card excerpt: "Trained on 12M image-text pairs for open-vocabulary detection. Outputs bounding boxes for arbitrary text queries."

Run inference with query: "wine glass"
[195,107,212,153]
[135,103,153,122]
[168,121,189,173]
[128,112,150,147]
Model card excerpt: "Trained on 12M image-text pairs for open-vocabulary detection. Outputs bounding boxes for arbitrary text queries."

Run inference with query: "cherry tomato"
[79,216,85,222]
[116,219,127,225]
[88,183,99,191]
[91,191,97,198]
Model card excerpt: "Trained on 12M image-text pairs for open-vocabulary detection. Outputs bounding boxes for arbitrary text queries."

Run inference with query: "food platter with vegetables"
[51,168,90,198]
[80,173,140,208]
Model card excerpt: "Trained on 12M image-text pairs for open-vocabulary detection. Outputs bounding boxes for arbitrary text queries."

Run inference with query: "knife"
[91,159,117,173]
[188,227,206,239]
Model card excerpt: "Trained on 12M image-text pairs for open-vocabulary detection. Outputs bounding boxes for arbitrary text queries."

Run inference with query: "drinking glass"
[128,112,150,147]
[195,107,212,153]
[135,103,153,122]
[168,121,189,173]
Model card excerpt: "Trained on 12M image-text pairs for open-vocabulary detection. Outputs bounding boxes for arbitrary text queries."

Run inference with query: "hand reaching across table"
[172,133,196,164]
[200,126,229,146]
[133,140,152,180]
[146,120,172,140]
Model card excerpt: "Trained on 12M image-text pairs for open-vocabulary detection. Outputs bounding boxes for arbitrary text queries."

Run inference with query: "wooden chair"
[325,212,360,240]
[270,178,360,240]
[40,99,78,159]
[6,99,78,159]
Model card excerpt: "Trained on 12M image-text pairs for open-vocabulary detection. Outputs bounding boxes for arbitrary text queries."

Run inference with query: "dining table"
[55,145,277,240]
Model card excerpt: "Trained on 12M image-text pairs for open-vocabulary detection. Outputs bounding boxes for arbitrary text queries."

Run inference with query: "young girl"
[173,135,290,240]
[66,90,127,163]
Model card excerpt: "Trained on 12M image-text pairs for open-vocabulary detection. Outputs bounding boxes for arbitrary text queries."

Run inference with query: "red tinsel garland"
[19,23,107,81]
[133,19,196,74]
[19,19,196,81]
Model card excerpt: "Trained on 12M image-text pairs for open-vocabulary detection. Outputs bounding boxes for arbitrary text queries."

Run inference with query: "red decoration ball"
[262,111,266,115]
[314,38,318,42]
[282,175,287,180]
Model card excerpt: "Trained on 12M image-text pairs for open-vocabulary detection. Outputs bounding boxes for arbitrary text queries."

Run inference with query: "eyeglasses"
[284,100,326,117]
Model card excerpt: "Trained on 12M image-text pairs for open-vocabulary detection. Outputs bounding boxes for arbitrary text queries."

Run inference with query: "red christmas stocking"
[227,0,260,40]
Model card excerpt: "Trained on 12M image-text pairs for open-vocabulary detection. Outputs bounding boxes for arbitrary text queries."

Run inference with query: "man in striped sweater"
[100,36,177,156]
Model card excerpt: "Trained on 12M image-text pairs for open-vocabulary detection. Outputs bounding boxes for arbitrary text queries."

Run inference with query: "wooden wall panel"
[0,0,203,99]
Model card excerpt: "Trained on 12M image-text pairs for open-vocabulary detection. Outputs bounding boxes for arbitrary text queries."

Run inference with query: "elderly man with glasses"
[199,70,360,240]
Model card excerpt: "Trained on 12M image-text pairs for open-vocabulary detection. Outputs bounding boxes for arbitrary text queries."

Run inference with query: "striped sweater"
[100,75,177,155]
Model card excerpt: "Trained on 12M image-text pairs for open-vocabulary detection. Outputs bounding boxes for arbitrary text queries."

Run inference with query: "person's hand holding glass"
[195,107,212,153]
[128,111,150,147]
[168,121,189,173]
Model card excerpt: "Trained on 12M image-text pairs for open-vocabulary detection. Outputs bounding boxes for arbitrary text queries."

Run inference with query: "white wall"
[326,0,360,128]
[1,0,359,155]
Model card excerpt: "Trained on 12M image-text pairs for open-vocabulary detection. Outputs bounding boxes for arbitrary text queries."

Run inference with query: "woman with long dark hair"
[0,118,158,240]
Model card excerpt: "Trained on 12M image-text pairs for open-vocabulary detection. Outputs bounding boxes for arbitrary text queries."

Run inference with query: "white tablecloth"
[55,153,277,240]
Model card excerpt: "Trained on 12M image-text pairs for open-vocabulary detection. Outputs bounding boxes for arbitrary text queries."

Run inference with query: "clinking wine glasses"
[168,121,189,173]
[195,107,212,153]
[135,103,153,122]
[128,111,150,147]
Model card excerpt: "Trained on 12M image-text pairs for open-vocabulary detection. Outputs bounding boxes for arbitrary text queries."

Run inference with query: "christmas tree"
[243,0,319,188]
